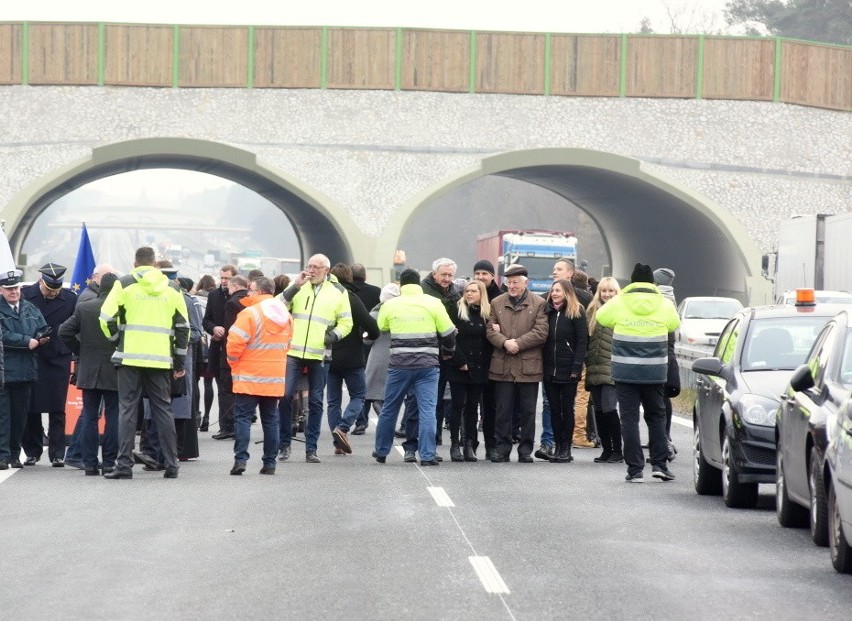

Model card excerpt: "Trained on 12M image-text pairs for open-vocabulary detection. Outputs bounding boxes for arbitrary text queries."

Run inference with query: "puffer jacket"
[585,322,614,388]
[542,300,587,383]
[447,305,492,385]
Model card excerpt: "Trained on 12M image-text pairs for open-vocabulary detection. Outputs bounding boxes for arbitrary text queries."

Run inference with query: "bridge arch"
[382,148,768,303]
[3,137,368,268]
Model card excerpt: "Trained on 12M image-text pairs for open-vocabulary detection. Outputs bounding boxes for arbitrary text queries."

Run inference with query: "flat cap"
[504,264,528,278]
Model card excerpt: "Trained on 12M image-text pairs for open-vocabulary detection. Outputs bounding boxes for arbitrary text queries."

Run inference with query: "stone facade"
[0,86,848,252]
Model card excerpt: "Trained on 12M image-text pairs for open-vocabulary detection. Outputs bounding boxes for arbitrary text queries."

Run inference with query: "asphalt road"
[1,407,850,620]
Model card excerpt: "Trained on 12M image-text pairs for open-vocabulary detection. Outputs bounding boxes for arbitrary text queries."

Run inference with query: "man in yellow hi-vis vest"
[99,246,190,480]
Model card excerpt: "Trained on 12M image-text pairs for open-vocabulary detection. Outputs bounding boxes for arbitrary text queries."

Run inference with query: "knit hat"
[399,268,421,287]
[631,263,655,284]
[473,259,495,276]
[653,268,675,286]
[379,282,400,303]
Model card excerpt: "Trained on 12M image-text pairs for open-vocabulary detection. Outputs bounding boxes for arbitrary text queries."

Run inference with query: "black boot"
[485,447,496,461]
[550,444,572,463]
[450,443,464,462]
[463,441,477,462]
[199,415,209,432]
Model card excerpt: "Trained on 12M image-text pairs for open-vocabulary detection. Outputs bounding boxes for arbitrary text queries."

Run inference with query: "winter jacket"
[100,265,190,371]
[585,322,615,388]
[446,305,492,384]
[420,273,461,322]
[594,282,680,384]
[486,289,548,383]
[282,275,353,361]
[0,300,46,383]
[542,301,587,383]
[378,283,456,370]
[227,294,292,397]
[330,283,380,372]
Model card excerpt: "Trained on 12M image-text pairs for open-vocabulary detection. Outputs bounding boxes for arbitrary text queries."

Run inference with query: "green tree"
[725,0,852,45]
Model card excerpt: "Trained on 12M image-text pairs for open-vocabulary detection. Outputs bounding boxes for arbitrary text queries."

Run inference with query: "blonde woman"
[542,279,588,463]
[585,277,623,463]
[446,280,492,461]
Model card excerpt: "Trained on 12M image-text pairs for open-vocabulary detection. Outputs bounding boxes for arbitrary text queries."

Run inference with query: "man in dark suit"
[201,264,236,440]
[21,263,77,467]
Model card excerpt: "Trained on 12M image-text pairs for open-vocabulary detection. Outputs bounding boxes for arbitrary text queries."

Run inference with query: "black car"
[776,311,851,546]
[692,302,842,508]
[827,399,852,573]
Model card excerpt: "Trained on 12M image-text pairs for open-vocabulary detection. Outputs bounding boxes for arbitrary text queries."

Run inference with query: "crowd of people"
[0,246,682,483]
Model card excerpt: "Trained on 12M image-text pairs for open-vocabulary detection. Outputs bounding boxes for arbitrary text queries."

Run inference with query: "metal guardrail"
[676,342,714,390]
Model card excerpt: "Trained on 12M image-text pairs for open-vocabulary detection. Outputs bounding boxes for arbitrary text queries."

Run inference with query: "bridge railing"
[0,23,848,111]
[676,342,715,390]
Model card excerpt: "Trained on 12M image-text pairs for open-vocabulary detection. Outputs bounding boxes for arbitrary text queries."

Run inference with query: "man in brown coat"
[485,265,548,462]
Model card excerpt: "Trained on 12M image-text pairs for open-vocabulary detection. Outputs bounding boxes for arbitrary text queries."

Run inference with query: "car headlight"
[739,394,778,427]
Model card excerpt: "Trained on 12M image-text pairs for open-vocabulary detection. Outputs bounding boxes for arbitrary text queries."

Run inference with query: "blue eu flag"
[70,224,96,295]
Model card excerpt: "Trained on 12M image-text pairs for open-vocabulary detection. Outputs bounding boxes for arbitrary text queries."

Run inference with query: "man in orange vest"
[226,277,292,475]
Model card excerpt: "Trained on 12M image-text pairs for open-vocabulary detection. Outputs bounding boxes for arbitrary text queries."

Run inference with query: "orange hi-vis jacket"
[227,294,292,397]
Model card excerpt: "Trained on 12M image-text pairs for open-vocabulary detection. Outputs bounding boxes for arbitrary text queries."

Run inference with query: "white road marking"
[469,556,511,594]
[427,486,455,507]
[394,445,405,456]
[0,469,19,484]
[672,415,693,429]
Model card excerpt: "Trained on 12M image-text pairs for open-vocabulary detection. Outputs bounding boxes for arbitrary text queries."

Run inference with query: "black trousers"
[494,381,538,458]
[0,381,32,464]
[543,380,578,447]
[217,365,235,433]
[22,407,66,462]
[449,382,484,447]
[616,382,668,476]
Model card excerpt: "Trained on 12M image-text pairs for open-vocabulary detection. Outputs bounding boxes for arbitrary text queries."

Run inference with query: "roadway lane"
[1,412,850,619]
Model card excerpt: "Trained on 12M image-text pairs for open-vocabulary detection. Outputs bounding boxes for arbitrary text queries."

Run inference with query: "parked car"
[676,297,743,347]
[777,290,852,306]
[775,310,852,547]
[827,398,852,573]
[691,295,844,508]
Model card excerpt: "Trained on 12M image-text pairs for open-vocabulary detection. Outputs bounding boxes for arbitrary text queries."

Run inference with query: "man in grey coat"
[58,273,119,475]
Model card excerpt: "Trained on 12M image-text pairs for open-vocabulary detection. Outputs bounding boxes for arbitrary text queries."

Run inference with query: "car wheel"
[776,448,808,527]
[809,449,829,547]
[722,434,759,508]
[829,484,852,573]
[693,423,722,495]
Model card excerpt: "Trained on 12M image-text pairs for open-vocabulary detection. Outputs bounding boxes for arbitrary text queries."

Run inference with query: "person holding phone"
[0,269,50,470]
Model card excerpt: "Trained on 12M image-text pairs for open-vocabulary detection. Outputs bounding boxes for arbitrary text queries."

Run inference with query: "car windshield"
[684,299,742,320]
[743,316,833,371]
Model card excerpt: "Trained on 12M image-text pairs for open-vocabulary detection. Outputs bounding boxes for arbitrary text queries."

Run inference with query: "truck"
[476,230,578,294]
[763,213,852,301]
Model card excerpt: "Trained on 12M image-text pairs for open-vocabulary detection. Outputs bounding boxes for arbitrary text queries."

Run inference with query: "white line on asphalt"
[0,469,19,484]
[469,556,511,594]
[427,486,455,507]
[394,445,405,456]
[672,415,693,429]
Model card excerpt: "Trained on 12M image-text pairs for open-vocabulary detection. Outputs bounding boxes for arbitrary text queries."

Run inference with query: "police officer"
[21,262,77,467]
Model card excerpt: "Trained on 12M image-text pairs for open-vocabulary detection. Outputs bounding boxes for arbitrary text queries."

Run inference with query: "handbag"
[170,372,187,398]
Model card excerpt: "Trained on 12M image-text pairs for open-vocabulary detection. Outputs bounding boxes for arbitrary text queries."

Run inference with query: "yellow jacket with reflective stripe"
[227,294,292,397]
[99,266,190,370]
[378,283,456,369]
[282,275,353,361]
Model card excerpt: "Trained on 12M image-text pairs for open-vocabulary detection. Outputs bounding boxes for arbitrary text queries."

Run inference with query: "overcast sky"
[2,1,731,35]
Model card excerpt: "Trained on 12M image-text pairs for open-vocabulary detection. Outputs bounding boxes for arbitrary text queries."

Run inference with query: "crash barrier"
[676,342,714,390]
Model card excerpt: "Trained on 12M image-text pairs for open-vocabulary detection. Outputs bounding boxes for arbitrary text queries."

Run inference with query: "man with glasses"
[277,254,353,463]
[202,265,237,440]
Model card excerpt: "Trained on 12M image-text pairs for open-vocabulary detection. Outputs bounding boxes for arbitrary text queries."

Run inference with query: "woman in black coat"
[543,278,588,463]
[447,280,492,462]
